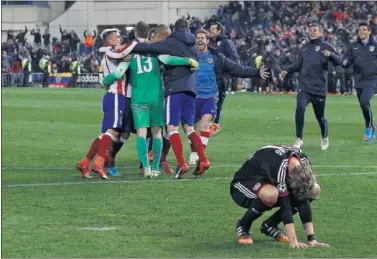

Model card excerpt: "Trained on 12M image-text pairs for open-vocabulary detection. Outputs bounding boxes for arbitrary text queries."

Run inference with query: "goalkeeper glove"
[187,58,199,71]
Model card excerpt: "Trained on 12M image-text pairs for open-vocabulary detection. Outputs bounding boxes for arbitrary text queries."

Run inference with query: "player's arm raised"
[219,53,269,79]
[157,55,199,71]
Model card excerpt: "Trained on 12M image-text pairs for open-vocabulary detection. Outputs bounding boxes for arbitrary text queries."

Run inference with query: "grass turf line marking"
[2,164,376,171]
[2,171,377,188]
[81,227,117,231]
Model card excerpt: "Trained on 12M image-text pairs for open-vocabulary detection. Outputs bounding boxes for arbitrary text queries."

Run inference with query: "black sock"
[110,140,124,160]
[239,199,267,231]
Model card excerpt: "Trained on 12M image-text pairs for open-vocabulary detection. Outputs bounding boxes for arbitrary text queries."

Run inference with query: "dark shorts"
[230,180,261,209]
[165,92,195,126]
[101,92,130,133]
[194,97,217,123]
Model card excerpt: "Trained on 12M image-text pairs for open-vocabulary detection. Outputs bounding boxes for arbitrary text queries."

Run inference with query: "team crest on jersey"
[207,57,214,63]
[253,183,261,191]
[370,46,375,52]
[315,46,320,52]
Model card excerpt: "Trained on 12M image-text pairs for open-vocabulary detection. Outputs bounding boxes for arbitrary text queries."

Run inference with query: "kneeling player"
[230,145,325,248]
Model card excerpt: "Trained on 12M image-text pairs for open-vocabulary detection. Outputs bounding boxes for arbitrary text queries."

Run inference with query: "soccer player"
[76,28,137,179]
[131,19,210,179]
[343,22,377,143]
[230,145,316,247]
[189,29,269,167]
[102,21,199,178]
[260,182,330,248]
[281,23,342,150]
[152,24,175,175]
[208,22,239,136]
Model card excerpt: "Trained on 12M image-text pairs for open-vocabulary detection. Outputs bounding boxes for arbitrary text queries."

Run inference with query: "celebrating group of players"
[75,18,376,248]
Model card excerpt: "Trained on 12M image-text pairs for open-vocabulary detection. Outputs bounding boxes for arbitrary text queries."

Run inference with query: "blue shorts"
[194,97,217,123]
[101,92,130,133]
[165,92,195,126]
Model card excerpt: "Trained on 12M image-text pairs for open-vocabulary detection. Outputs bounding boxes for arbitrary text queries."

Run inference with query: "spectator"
[16,26,28,45]
[83,30,96,54]
[42,29,51,49]
[30,28,41,47]
[69,30,80,53]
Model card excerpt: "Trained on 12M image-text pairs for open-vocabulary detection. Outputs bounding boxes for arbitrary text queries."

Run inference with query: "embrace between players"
[76,18,269,180]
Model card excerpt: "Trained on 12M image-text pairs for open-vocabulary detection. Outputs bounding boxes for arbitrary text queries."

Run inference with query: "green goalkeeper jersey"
[129,54,163,105]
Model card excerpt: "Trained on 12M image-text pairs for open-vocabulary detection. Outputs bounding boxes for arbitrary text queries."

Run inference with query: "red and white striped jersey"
[99,41,137,95]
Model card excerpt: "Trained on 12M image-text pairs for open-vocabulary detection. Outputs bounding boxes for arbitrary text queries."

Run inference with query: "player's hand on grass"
[289,241,309,249]
[260,65,269,80]
[308,240,330,248]
[281,71,288,79]
[188,58,199,71]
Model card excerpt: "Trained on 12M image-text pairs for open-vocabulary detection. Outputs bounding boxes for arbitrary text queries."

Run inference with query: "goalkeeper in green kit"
[102,21,199,177]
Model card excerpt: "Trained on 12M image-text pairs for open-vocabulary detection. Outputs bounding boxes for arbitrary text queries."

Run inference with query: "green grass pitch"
[1,88,377,258]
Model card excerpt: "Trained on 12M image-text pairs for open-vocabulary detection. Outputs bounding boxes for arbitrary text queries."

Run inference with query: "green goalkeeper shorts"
[131,102,164,129]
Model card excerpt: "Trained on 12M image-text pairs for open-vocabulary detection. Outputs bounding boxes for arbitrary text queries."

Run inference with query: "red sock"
[189,139,197,152]
[169,131,185,166]
[85,137,101,161]
[160,136,171,162]
[200,131,210,150]
[188,131,207,162]
[97,133,114,165]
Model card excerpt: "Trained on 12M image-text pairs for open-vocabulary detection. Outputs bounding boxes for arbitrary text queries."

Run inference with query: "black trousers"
[295,90,328,138]
[22,72,30,87]
[42,70,49,88]
[345,73,353,93]
[356,85,376,128]
[335,72,346,94]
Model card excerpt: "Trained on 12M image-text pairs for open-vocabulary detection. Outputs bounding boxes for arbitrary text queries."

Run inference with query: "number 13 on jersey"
[135,54,153,74]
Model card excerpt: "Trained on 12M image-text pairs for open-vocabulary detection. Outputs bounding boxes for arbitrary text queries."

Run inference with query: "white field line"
[81,227,117,231]
[2,164,376,171]
[2,171,377,188]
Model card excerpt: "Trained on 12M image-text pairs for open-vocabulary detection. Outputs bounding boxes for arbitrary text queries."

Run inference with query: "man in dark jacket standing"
[208,22,239,136]
[188,29,269,167]
[132,19,210,178]
[281,23,342,150]
[343,22,377,143]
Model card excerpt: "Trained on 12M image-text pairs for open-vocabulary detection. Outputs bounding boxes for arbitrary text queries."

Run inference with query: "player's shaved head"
[153,24,171,41]
[135,21,150,39]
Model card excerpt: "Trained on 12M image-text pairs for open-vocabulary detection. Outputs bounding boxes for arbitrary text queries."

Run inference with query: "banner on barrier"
[77,73,100,88]
[48,73,72,88]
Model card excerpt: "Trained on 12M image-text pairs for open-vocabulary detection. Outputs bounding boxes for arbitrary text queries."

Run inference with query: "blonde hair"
[288,165,316,200]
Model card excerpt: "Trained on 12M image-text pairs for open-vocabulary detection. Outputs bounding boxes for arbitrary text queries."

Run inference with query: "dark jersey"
[232,145,311,197]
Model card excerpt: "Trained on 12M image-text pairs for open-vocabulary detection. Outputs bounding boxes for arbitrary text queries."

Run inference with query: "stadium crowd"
[2,1,377,93]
